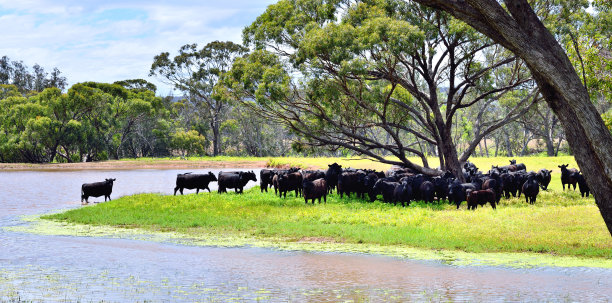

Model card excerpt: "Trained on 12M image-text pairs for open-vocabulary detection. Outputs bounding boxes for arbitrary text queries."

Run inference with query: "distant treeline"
[0,79,294,163]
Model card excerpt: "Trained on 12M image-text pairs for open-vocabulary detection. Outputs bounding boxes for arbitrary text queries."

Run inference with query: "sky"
[0,0,277,95]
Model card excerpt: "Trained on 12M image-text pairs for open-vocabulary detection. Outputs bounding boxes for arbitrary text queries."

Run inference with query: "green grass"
[39,155,610,264]
[43,185,611,260]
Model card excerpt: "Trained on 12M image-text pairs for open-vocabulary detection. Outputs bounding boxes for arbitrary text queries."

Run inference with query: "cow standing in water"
[81,178,116,204]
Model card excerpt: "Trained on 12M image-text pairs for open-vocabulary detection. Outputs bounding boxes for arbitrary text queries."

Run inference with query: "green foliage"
[170,129,206,157]
[0,82,166,163]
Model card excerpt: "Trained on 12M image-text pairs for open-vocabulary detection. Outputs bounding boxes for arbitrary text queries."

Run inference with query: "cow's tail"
[80,186,84,203]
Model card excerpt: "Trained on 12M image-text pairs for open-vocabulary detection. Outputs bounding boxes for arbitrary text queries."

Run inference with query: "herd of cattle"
[80,160,590,210]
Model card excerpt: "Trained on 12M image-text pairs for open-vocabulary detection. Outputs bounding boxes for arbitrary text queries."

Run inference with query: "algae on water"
[7,214,612,269]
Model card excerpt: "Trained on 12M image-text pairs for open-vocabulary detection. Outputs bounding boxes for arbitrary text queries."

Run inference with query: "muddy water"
[1,169,611,302]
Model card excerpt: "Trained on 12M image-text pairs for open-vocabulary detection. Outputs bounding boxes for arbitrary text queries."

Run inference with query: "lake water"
[1,169,611,302]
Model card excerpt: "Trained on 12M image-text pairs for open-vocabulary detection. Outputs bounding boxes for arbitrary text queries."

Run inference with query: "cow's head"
[247,170,257,182]
[509,159,517,165]
[105,178,116,185]
[208,171,218,181]
[558,164,569,170]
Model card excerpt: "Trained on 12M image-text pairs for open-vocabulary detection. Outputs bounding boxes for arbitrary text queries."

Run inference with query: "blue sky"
[0,0,277,95]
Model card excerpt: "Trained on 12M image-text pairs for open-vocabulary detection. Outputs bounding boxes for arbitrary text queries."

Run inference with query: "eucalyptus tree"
[225,0,535,179]
[150,41,248,156]
[411,0,612,234]
[0,56,67,93]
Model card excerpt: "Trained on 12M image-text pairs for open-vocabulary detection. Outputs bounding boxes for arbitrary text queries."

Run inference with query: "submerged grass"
[42,184,611,262]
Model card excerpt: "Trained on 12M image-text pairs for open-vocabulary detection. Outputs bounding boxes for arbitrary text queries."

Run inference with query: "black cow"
[338,171,366,199]
[559,164,578,191]
[259,169,275,193]
[509,159,527,171]
[372,179,399,203]
[572,172,590,198]
[482,172,502,203]
[277,172,303,198]
[302,170,326,182]
[513,170,529,197]
[325,163,343,193]
[303,178,328,204]
[432,176,450,201]
[522,173,540,204]
[536,169,552,190]
[393,181,413,206]
[419,181,435,203]
[448,180,467,209]
[269,168,299,194]
[364,173,382,202]
[174,172,217,195]
[500,173,516,199]
[218,171,257,194]
[81,178,116,203]
[466,189,496,210]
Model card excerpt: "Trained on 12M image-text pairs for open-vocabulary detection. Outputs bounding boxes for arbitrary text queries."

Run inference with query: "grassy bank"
[42,185,611,261]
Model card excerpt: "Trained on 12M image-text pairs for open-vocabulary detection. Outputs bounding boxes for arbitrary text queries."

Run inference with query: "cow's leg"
[180,188,184,195]
[196,188,200,194]
[174,187,179,195]
[206,186,210,193]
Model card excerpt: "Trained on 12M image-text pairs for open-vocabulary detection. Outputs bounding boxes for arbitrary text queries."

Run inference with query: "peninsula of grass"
[42,185,611,260]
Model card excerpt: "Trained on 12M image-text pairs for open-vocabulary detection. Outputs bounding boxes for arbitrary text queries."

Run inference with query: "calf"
[218,171,257,194]
[81,178,116,204]
[536,169,552,190]
[572,172,590,198]
[174,172,217,195]
[522,173,540,204]
[466,189,496,210]
[303,178,328,204]
[559,164,578,191]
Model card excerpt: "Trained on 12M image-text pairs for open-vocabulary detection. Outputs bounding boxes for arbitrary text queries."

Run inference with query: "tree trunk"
[545,137,555,156]
[413,0,612,235]
[503,130,514,157]
[555,137,563,156]
[211,118,220,156]
[438,127,465,182]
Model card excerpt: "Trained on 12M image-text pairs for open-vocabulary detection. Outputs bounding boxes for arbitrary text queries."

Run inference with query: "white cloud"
[0,0,277,94]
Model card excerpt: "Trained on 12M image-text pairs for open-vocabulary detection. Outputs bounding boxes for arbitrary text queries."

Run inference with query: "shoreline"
[0,159,270,171]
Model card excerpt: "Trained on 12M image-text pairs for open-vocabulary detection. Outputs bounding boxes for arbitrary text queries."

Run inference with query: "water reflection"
[0,169,611,302]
